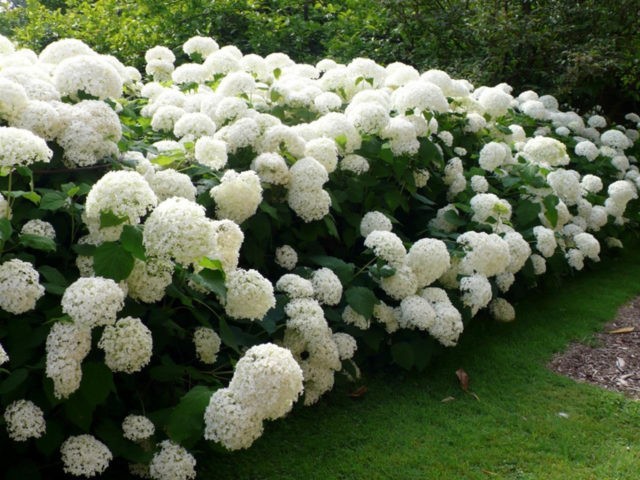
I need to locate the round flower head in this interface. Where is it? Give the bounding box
[4,399,46,442]
[471,175,489,193]
[601,129,632,151]
[460,274,492,316]
[364,230,406,268]
[478,142,510,172]
[184,36,219,59]
[228,343,304,420]
[98,317,153,373]
[60,434,113,477]
[39,38,95,64]
[533,226,557,258]
[522,136,570,167]
[399,295,437,331]
[174,112,216,139]
[224,269,275,320]
[340,154,370,174]
[204,388,264,450]
[251,152,290,185]
[193,327,221,364]
[122,415,155,442]
[406,238,450,288]
[20,219,56,239]
[489,298,516,322]
[477,87,513,118]
[143,197,217,267]
[332,332,357,360]
[342,305,370,330]
[54,55,122,100]
[0,78,28,122]
[149,440,196,480]
[126,257,174,304]
[148,168,197,202]
[276,274,314,299]
[0,258,45,314]
[84,170,157,241]
[275,245,298,270]
[392,80,449,114]
[0,342,8,365]
[360,211,393,238]
[45,322,91,399]
[457,231,511,277]
[0,126,52,168]
[311,268,343,306]
[195,136,227,170]
[575,140,599,161]
[380,265,418,300]
[61,277,125,329]
[305,137,339,173]
[210,170,263,224]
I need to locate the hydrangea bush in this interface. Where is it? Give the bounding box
[0,34,639,478]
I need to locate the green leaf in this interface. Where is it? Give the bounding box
[39,265,69,294]
[345,286,378,319]
[543,195,559,228]
[166,386,215,447]
[335,134,347,150]
[0,217,12,242]
[150,364,185,382]
[308,255,354,284]
[120,225,146,261]
[273,67,282,79]
[191,269,227,299]
[391,342,415,370]
[259,201,279,221]
[93,242,135,281]
[39,191,68,211]
[323,215,340,239]
[100,210,128,228]
[0,368,28,394]
[63,393,94,431]
[218,317,240,353]
[72,243,96,256]
[36,419,65,457]
[380,144,394,164]
[19,233,56,252]
[78,361,115,406]
[443,209,467,227]
[515,199,541,226]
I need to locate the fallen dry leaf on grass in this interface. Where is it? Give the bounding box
[348,386,368,398]
[456,368,470,391]
[607,326,635,334]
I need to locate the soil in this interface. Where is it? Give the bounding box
[548,297,640,400]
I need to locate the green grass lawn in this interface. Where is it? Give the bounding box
[201,245,640,480]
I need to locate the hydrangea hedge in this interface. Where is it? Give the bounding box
[0,34,639,478]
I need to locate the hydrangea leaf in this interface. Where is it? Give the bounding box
[166,386,216,448]
[345,286,378,319]
[93,242,135,281]
[120,225,146,261]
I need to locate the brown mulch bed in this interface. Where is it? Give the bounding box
[548,296,640,400]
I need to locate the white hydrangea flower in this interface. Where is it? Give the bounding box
[460,274,493,315]
[148,169,196,202]
[457,231,511,277]
[478,142,510,172]
[392,80,449,114]
[470,193,512,225]
[193,327,221,364]
[60,434,113,478]
[420,287,464,346]
[143,197,217,267]
[62,276,125,329]
[0,192,10,219]
[250,152,290,186]
[0,126,53,168]
[575,140,599,161]
[304,137,339,173]
[151,105,185,132]
[0,259,45,314]
[470,175,489,193]
[194,136,227,170]
[601,129,632,151]
[227,343,304,420]
[381,116,419,156]
[203,388,264,450]
[581,174,603,194]
[530,253,547,275]
[340,154,369,174]
[126,257,174,304]
[406,238,450,288]
[0,341,8,365]
[399,295,437,331]
[573,232,600,261]
[275,245,298,271]
[172,63,210,84]
[54,55,122,100]
[495,272,515,292]
[20,219,56,239]
[522,136,570,167]
[380,264,418,300]
[503,231,532,273]
[45,322,91,399]
[122,415,155,442]
[0,78,28,121]
[276,274,314,299]
[287,186,331,223]
[84,170,157,241]
[489,298,516,322]
[332,332,357,360]
[98,317,153,373]
[342,305,370,330]
[174,112,216,139]
[149,440,196,480]
[183,36,219,59]
[3,399,46,442]
[373,301,400,333]
[210,170,263,224]
[364,230,406,268]
[310,268,343,306]
[533,226,557,258]
[360,211,393,238]
[224,269,275,320]
[477,87,513,118]
[546,169,581,206]
[565,248,585,270]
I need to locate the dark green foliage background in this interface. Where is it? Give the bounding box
[1,0,638,118]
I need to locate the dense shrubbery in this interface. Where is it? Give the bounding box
[0,33,639,478]
[1,0,638,117]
